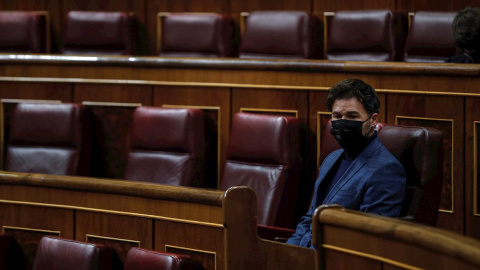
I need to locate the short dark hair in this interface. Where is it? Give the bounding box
[452,7,480,52]
[326,79,380,115]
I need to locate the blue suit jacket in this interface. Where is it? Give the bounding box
[286,136,406,248]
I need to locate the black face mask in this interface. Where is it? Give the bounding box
[330,117,371,154]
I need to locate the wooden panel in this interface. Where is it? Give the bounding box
[74,83,152,105]
[0,204,73,267]
[85,104,137,179]
[74,83,151,179]
[324,249,382,270]
[155,219,224,270]
[76,211,152,263]
[0,82,72,101]
[154,86,230,188]
[465,97,480,239]
[387,94,464,234]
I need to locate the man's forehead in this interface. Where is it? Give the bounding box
[331,98,366,112]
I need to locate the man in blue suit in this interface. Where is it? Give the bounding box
[286,79,406,248]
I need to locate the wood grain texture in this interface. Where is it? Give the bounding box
[0,56,478,237]
[465,97,480,239]
[313,207,480,270]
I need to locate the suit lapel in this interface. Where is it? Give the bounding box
[323,137,382,203]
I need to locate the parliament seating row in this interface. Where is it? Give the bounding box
[0,10,458,62]
[4,101,446,231]
[0,233,204,270]
[4,102,302,229]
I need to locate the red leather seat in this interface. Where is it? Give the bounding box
[326,10,408,61]
[220,112,301,228]
[125,107,206,187]
[62,11,138,55]
[319,120,443,226]
[0,233,26,270]
[404,11,458,63]
[159,13,236,57]
[32,236,113,270]
[240,11,320,59]
[0,11,48,53]
[124,248,204,270]
[5,103,91,176]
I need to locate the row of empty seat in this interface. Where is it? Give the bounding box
[0,10,459,62]
[4,103,302,228]
[4,102,444,231]
[0,233,204,270]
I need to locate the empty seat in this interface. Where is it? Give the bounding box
[319,120,443,226]
[5,103,91,176]
[325,10,408,61]
[0,11,48,53]
[239,11,320,59]
[220,112,301,228]
[124,247,204,270]
[159,13,236,57]
[32,236,113,270]
[125,107,206,187]
[404,11,458,62]
[62,11,137,55]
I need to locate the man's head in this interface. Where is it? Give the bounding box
[452,7,480,53]
[326,79,379,153]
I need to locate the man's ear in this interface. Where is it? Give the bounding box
[370,113,379,128]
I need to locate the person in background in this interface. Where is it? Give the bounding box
[286,79,406,248]
[446,7,480,63]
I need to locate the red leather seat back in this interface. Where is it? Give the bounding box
[378,125,443,226]
[124,248,204,270]
[404,11,457,63]
[125,107,206,187]
[32,236,113,270]
[160,13,236,57]
[62,11,137,55]
[221,112,301,228]
[319,120,443,226]
[0,233,26,270]
[0,11,47,53]
[5,103,91,176]
[240,11,320,59]
[326,10,408,61]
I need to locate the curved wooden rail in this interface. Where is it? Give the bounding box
[0,171,223,206]
[313,206,480,270]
